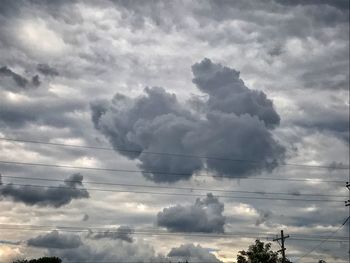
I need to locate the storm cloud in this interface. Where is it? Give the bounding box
[0,173,89,207]
[157,193,225,233]
[27,230,82,249]
[87,226,134,243]
[92,58,285,182]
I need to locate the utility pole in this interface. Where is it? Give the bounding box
[273,230,289,263]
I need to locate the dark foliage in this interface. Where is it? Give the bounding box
[13,257,62,263]
[237,240,291,263]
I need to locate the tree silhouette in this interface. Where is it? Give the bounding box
[13,257,62,263]
[237,239,291,263]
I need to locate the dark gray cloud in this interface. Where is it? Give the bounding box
[0,0,347,261]
[168,243,222,263]
[0,0,22,17]
[191,58,280,128]
[0,66,40,91]
[32,75,41,87]
[0,173,89,207]
[82,214,89,221]
[0,0,77,17]
[275,0,349,10]
[0,94,86,129]
[292,99,349,143]
[255,210,272,226]
[27,230,82,249]
[92,58,285,182]
[42,237,222,263]
[0,66,28,88]
[87,226,134,243]
[46,240,167,263]
[0,239,21,245]
[37,64,59,77]
[157,193,225,233]
[301,64,349,91]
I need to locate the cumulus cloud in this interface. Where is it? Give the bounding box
[0,0,347,261]
[40,236,222,263]
[92,58,285,182]
[87,226,134,243]
[0,66,40,91]
[47,239,167,263]
[27,230,82,249]
[0,173,89,207]
[157,193,225,233]
[168,243,222,263]
[191,58,281,127]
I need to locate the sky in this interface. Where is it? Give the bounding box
[0,0,349,262]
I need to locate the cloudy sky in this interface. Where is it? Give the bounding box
[0,0,349,262]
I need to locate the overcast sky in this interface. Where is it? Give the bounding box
[0,0,349,262]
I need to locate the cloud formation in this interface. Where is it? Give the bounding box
[274,0,350,10]
[92,58,285,182]
[0,173,89,207]
[0,0,348,261]
[168,243,222,263]
[157,193,225,233]
[191,58,280,128]
[47,240,166,263]
[0,66,40,91]
[37,235,222,263]
[0,240,21,245]
[37,63,59,77]
[27,230,82,249]
[87,226,134,243]
[255,210,272,226]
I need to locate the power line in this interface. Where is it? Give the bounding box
[289,237,349,243]
[0,160,345,183]
[1,137,349,170]
[1,175,347,198]
[0,224,348,242]
[0,182,345,203]
[2,223,347,240]
[294,216,350,262]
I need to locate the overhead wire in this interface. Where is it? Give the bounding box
[0,182,345,203]
[0,160,346,183]
[294,216,350,262]
[1,137,349,259]
[0,174,347,198]
[0,224,348,242]
[1,137,349,170]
